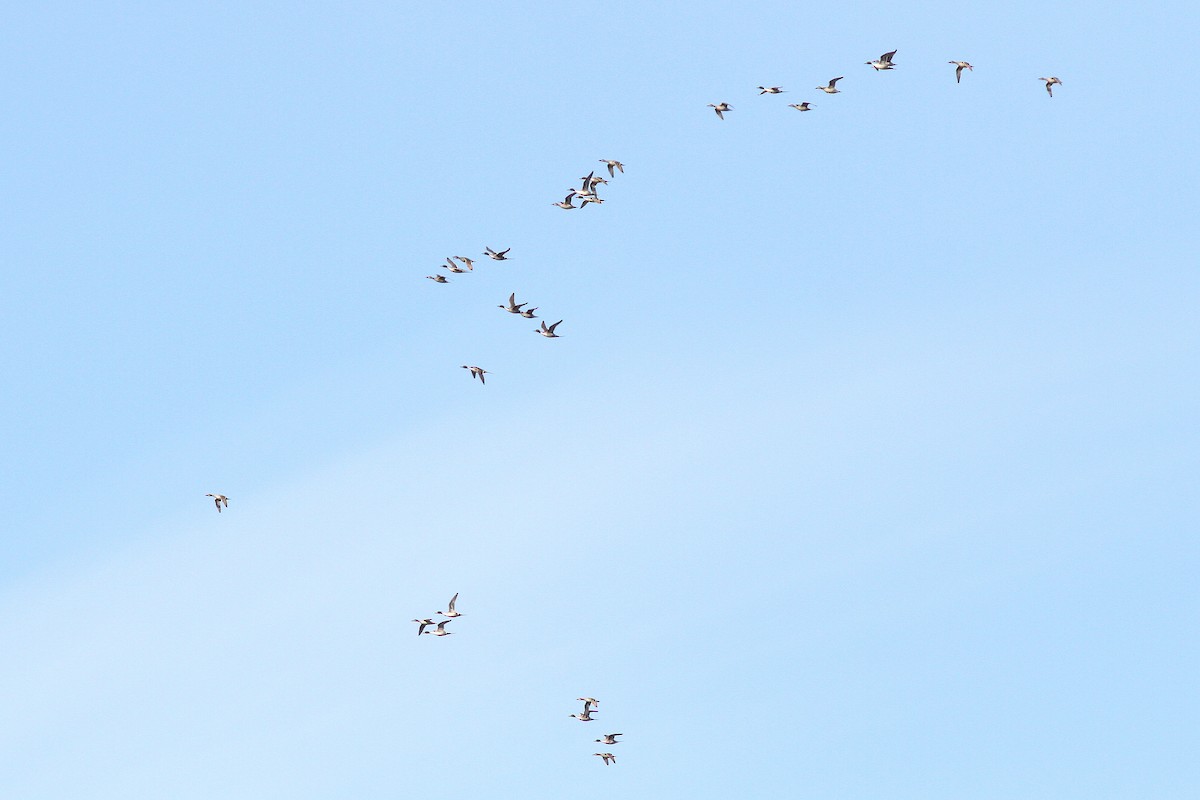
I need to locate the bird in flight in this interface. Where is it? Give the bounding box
[205,493,228,512]
[1039,76,1062,97]
[949,61,974,83]
[453,256,475,271]
[425,274,449,283]
[484,246,510,260]
[422,620,453,637]
[536,320,563,338]
[816,77,843,94]
[867,50,897,70]
[788,102,814,111]
[757,85,785,94]
[499,293,529,314]
[412,618,435,636]
[707,102,732,120]
[553,192,577,210]
[438,592,463,618]
[594,753,616,765]
[598,159,624,177]
[595,733,623,745]
[461,365,489,384]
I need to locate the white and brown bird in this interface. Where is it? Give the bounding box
[499,292,528,314]
[461,365,489,384]
[438,592,463,618]
[426,274,449,283]
[205,493,228,512]
[519,306,539,319]
[595,733,623,745]
[453,256,475,271]
[1040,76,1062,97]
[867,50,897,70]
[949,61,974,83]
[412,618,435,636]
[577,697,600,712]
[571,709,598,721]
[599,159,625,177]
[757,85,785,94]
[553,192,577,210]
[594,753,616,765]
[707,102,732,119]
[536,320,562,338]
[816,77,843,94]
[423,620,453,637]
[484,246,510,260]
[442,258,467,273]
[788,102,814,111]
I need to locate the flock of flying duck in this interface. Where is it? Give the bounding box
[412,592,463,638]
[445,159,628,385]
[569,697,624,766]
[707,51,1062,119]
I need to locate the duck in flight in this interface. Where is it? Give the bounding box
[599,159,624,177]
[461,365,489,384]
[499,293,528,314]
[594,733,623,745]
[484,246,510,260]
[426,274,449,283]
[867,50,897,70]
[442,258,467,273]
[412,618,435,636]
[594,753,616,765]
[553,192,577,210]
[949,61,974,83]
[788,102,814,111]
[707,102,732,120]
[536,320,563,338]
[453,256,475,271]
[206,493,228,512]
[438,592,463,618]
[422,620,453,637]
[1040,76,1062,97]
[757,85,785,94]
[816,77,843,94]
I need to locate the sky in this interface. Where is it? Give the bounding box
[1,1,1197,797]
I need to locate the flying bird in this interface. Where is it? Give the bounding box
[816,77,843,94]
[599,159,624,177]
[595,733,623,745]
[423,620,453,636]
[536,320,563,338]
[205,493,228,512]
[867,50,897,70]
[571,709,598,721]
[438,592,463,618]
[499,292,528,314]
[425,274,449,283]
[484,246,510,260]
[949,61,974,83]
[788,102,814,111]
[578,697,600,712]
[707,102,732,120]
[453,256,475,271]
[442,258,467,273]
[1039,76,1062,97]
[553,192,577,210]
[519,306,539,319]
[757,86,785,94]
[461,365,489,384]
[412,618,435,636]
[594,753,616,765]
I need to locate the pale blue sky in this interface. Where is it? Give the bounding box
[1,2,1197,798]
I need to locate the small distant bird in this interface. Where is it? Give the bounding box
[757,86,785,94]
[453,256,475,271]
[707,102,732,120]
[577,697,600,711]
[579,173,606,190]
[595,733,623,745]
[438,592,463,618]
[205,493,228,512]
[817,77,843,94]
[536,320,563,338]
[571,710,598,721]
[867,50,897,70]
[412,618,435,636]
[599,159,624,177]
[484,246,510,260]
[426,274,449,283]
[580,194,605,209]
[949,61,974,83]
[499,292,528,314]
[519,307,539,319]
[461,365,489,384]
[1039,76,1062,97]
[594,753,616,765]
[442,258,467,273]
[788,102,814,111]
[422,620,453,637]
[553,192,577,210]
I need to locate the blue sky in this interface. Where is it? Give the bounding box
[1,2,1197,797]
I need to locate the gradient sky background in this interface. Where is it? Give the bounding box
[2,2,1197,798]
